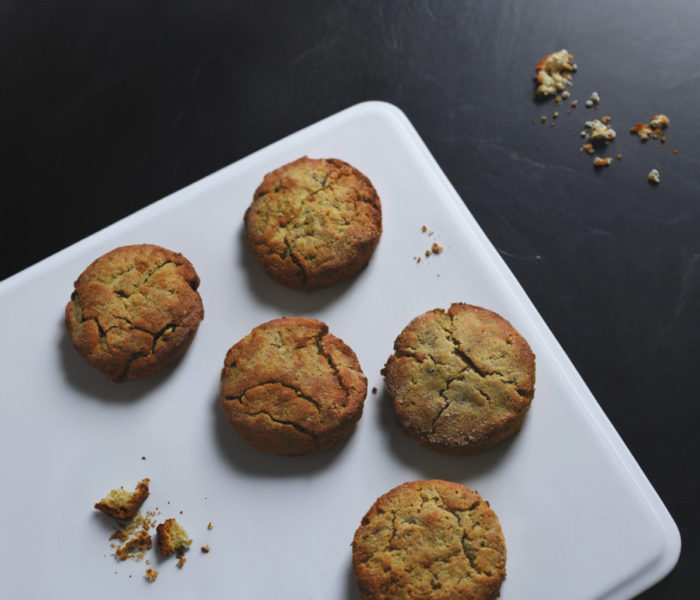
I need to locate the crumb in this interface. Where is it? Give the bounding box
[145,568,158,582]
[371,387,378,394]
[600,115,611,124]
[660,135,666,143]
[550,121,555,127]
[156,518,192,558]
[585,91,600,108]
[114,528,152,562]
[581,143,594,154]
[561,90,570,100]
[571,100,578,108]
[141,456,146,460]
[630,122,653,141]
[593,156,613,168]
[425,249,431,257]
[421,225,427,232]
[673,149,679,154]
[534,49,577,96]
[201,545,210,553]
[540,115,547,122]
[416,256,421,263]
[649,114,670,129]
[207,522,213,530]
[94,479,150,521]
[555,95,562,104]
[177,554,187,568]
[647,168,660,184]
[583,119,616,143]
[553,111,559,118]
[431,242,444,254]
[179,510,183,515]
[616,154,623,160]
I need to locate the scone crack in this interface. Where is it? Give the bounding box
[313,331,353,407]
[224,381,322,413]
[249,409,319,438]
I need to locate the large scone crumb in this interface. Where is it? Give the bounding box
[384,303,535,454]
[65,244,204,382]
[352,480,506,600]
[593,156,613,168]
[534,49,577,96]
[245,156,382,290]
[220,317,367,455]
[156,518,192,558]
[585,91,600,108]
[95,479,150,521]
[582,119,616,143]
[648,169,661,184]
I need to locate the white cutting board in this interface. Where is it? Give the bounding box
[0,101,679,599]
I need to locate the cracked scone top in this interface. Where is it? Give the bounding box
[65,244,204,382]
[352,480,506,600]
[245,156,382,290]
[220,317,367,455]
[384,303,535,454]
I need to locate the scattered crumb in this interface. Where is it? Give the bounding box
[425,249,431,257]
[145,568,158,582]
[111,512,154,562]
[583,119,616,143]
[550,121,556,127]
[141,456,146,460]
[431,242,444,255]
[660,135,666,143]
[647,168,660,184]
[600,115,611,124]
[207,522,213,530]
[630,122,653,141]
[201,545,211,553]
[553,111,559,118]
[371,387,378,394]
[571,100,578,108]
[593,156,613,168]
[555,95,562,104]
[421,225,427,232]
[562,90,571,100]
[177,555,187,568]
[585,91,600,108]
[616,154,623,160]
[180,510,183,515]
[649,114,670,129]
[534,49,577,96]
[581,143,594,154]
[673,149,679,155]
[541,115,547,122]
[94,479,150,521]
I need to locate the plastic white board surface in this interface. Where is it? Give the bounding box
[0,101,679,599]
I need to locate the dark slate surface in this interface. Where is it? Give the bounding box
[1,1,698,598]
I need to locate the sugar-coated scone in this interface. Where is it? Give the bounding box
[220,317,367,455]
[384,303,535,454]
[245,156,382,290]
[352,479,507,600]
[65,244,204,382]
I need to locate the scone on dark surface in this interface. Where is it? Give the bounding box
[94,478,150,521]
[384,303,535,455]
[352,480,506,600]
[220,317,367,455]
[65,244,204,382]
[245,156,382,291]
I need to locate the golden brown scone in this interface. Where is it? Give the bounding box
[384,303,535,454]
[156,518,192,557]
[352,480,506,600]
[220,317,367,455]
[245,156,382,290]
[94,478,150,521]
[65,244,204,382]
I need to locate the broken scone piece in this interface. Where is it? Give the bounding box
[583,119,616,143]
[94,478,150,521]
[648,169,661,184]
[157,518,192,566]
[534,49,577,96]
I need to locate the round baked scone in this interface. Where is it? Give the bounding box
[220,317,367,455]
[245,156,382,290]
[65,244,204,382]
[352,479,506,600]
[384,303,535,454]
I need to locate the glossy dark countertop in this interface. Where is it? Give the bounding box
[1,1,698,598]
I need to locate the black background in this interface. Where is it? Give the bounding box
[1,1,698,598]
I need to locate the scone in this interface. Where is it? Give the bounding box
[65,244,204,382]
[352,480,506,600]
[245,156,382,290]
[220,317,367,455]
[383,303,535,454]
